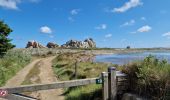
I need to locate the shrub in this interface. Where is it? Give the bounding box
[122,55,170,99]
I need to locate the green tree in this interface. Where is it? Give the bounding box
[0,20,15,56]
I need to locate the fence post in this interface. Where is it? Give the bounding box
[74,60,78,79]
[108,67,117,100]
[102,72,108,100]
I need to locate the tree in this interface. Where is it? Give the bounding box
[0,20,15,56]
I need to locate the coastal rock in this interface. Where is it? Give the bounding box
[26,40,46,48]
[84,38,96,48]
[47,42,59,48]
[61,38,96,48]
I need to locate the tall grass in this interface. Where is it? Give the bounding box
[0,50,31,86]
[122,55,170,99]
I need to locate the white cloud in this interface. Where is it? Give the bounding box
[105,34,112,38]
[68,17,74,22]
[113,0,143,13]
[0,0,40,10]
[141,17,146,20]
[162,32,170,38]
[40,26,52,34]
[70,9,80,15]
[121,19,135,27]
[0,0,21,10]
[95,24,107,30]
[68,9,80,22]
[137,25,152,32]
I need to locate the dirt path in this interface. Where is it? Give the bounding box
[4,59,42,87]
[29,56,64,100]
[1,56,64,100]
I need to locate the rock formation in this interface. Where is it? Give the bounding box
[46,42,59,48]
[61,38,96,48]
[84,38,96,48]
[26,40,46,48]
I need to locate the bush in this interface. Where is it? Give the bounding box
[0,50,31,86]
[122,55,170,99]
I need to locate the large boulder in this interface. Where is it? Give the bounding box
[26,40,46,48]
[84,38,96,48]
[47,42,59,48]
[61,38,96,48]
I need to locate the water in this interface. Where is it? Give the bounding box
[94,51,170,65]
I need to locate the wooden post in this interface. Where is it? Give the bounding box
[75,60,78,79]
[102,72,108,100]
[108,67,117,100]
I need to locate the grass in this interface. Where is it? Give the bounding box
[121,55,170,99]
[0,50,31,86]
[53,52,170,99]
[21,61,41,96]
[65,84,102,100]
[22,61,41,85]
[52,52,115,100]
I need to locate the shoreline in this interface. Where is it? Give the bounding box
[11,48,170,56]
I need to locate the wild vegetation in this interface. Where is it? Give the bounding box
[53,52,170,99]
[0,50,31,86]
[52,52,115,100]
[122,55,170,99]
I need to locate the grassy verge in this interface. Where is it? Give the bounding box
[0,50,31,86]
[52,52,115,100]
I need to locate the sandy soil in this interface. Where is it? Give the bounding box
[0,56,64,100]
[29,56,64,100]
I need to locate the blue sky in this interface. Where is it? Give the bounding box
[1,0,170,48]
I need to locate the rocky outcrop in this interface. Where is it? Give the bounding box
[26,40,46,48]
[84,38,96,48]
[61,38,96,48]
[46,42,59,48]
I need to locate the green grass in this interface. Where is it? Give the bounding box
[0,50,31,86]
[52,52,115,100]
[65,84,102,100]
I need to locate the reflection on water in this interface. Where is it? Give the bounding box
[94,51,170,65]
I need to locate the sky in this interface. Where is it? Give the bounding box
[1,0,170,48]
